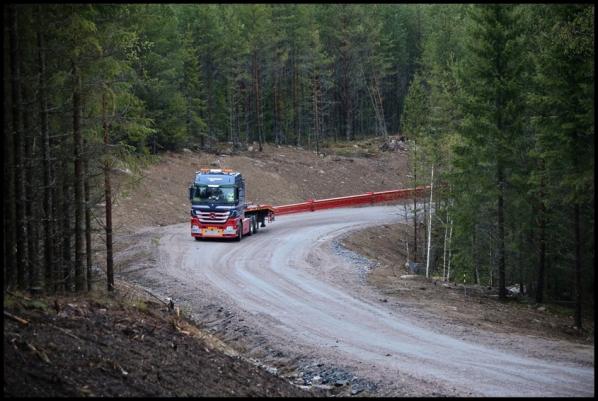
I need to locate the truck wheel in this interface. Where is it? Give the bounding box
[250,216,257,235]
[236,223,243,241]
[247,217,253,236]
[254,216,260,232]
[194,237,202,241]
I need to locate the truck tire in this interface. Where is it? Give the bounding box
[236,223,243,241]
[194,237,202,241]
[250,216,257,235]
[247,217,253,236]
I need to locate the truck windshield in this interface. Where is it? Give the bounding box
[192,185,236,204]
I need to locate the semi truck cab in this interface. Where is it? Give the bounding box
[188,168,274,241]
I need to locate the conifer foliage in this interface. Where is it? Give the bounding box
[2,4,594,328]
[402,4,593,327]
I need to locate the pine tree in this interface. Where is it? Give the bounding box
[453,4,526,298]
[529,5,593,327]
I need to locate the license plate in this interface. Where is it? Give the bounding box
[202,227,223,236]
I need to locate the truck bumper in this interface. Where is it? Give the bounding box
[191,223,238,238]
[190,216,251,239]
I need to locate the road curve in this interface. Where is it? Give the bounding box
[147,206,593,397]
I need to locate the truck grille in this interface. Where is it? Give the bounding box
[196,211,230,224]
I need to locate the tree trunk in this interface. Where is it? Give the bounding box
[497,162,507,299]
[447,218,453,282]
[273,70,280,144]
[367,73,387,138]
[84,143,92,291]
[4,4,15,289]
[518,225,525,295]
[573,204,582,329]
[23,73,38,290]
[412,141,418,262]
[345,91,352,141]
[61,157,72,292]
[73,62,85,292]
[252,52,263,152]
[473,225,480,285]
[38,22,54,293]
[103,92,114,292]
[9,4,28,290]
[443,209,448,280]
[535,180,546,304]
[425,165,434,277]
[293,52,300,146]
[312,73,321,154]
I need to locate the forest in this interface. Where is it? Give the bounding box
[3,4,594,328]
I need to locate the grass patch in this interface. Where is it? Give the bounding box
[322,137,385,158]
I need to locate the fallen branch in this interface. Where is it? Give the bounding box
[26,342,51,364]
[4,310,30,326]
[45,323,83,341]
[6,290,32,300]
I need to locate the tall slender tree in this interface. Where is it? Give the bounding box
[455,4,526,299]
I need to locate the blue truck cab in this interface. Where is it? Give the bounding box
[188,168,273,240]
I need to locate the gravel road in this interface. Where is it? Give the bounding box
[121,206,594,397]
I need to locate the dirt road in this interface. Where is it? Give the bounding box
[119,206,594,397]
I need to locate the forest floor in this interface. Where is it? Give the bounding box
[3,285,320,397]
[4,137,593,396]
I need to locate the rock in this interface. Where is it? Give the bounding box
[314,384,333,391]
[351,388,364,395]
[379,298,388,303]
[210,159,221,167]
[266,366,278,375]
[111,167,132,176]
[182,148,192,153]
[537,306,546,312]
[311,375,322,384]
[507,285,520,296]
[399,274,419,280]
[406,261,424,275]
[248,146,254,152]
[335,379,349,387]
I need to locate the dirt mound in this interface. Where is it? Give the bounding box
[3,290,321,397]
[112,141,409,233]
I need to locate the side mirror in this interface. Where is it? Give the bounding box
[188,186,194,201]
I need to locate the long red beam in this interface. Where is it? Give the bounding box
[272,186,429,216]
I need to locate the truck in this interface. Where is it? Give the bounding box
[188,168,275,241]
